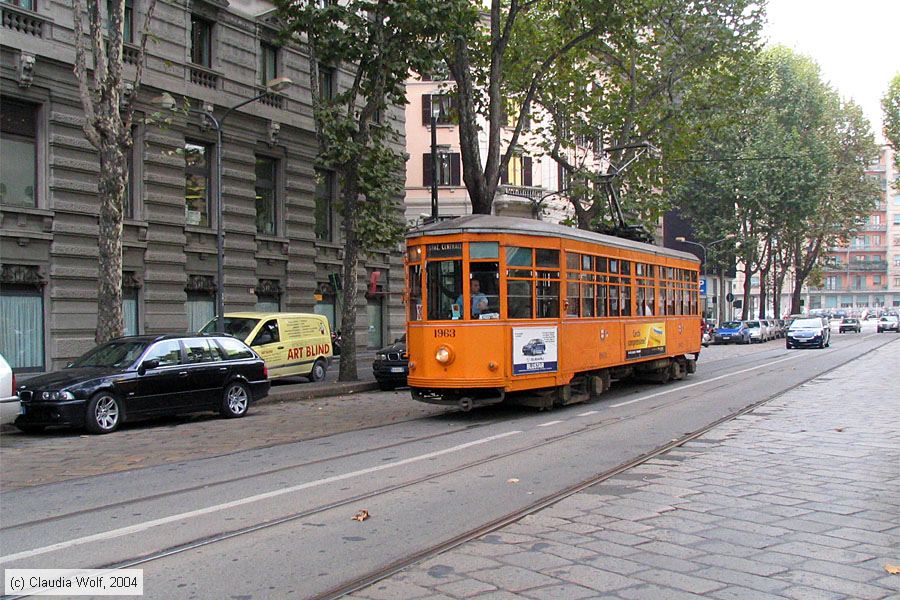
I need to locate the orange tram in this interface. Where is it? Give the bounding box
[404,215,702,410]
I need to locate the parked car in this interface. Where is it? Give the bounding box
[372,335,408,391]
[713,321,751,345]
[786,318,831,349]
[876,315,900,333]
[14,334,270,434]
[838,318,861,333]
[201,312,332,382]
[746,320,767,343]
[0,354,17,426]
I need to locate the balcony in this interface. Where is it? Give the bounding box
[824,261,888,272]
[860,223,887,232]
[189,65,219,89]
[497,185,546,201]
[1,3,46,37]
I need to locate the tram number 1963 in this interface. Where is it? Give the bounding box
[433,329,456,338]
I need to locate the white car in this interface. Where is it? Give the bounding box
[746,320,767,343]
[0,354,19,426]
[877,315,900,333]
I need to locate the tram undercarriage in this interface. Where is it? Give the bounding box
[412,354,697,412]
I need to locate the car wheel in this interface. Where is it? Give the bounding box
[85,392,121,434]
[786,343,792,349]
[221,381,250,418]
[377,381,396,391]
[308,358,327,382]
[15,423,45,434]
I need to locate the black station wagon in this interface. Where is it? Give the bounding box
[14,334,270,434]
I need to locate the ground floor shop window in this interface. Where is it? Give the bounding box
[186,292,214,332]
[124,288,139,336]
[0,288,44,371]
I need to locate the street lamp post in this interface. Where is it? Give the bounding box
[158,77,293,334]
[675,234,736,323]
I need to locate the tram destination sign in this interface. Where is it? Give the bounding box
[512,326,558,375]
[427,243,462,258]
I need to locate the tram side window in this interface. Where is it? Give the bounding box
[537,272,559,318]
[508,280,533,318]
[469,262,500,319]
[408,264,422,321]
[426,260,463,320]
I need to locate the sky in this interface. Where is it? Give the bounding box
[762,0,900,143]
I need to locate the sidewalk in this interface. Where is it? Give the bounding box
[352,342,900,600]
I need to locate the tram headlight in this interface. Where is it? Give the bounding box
[435,345,455,365]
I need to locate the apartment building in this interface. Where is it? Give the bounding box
[0,0,405,373]
[807,144,898,314]
[404,72,575,225]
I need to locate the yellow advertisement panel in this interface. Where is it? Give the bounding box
[625,322,666,360]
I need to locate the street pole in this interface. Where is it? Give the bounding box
[430,113,438,221]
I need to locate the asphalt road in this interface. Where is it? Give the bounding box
[0,323,895,599]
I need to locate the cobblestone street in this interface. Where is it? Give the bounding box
[353,341,900,600]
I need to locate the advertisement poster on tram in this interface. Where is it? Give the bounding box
[512,327,558,375]
[625,322,666,360]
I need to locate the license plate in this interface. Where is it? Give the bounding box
[390,367,405,373]
[722,335,731,338]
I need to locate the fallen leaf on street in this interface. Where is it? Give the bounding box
[352,509,370,522]
[507,478,519,483]
[885,564,900,575]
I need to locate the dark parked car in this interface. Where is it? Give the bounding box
[14,334,270,434]
[373,335,408,391]
[838,318,861,333]
[786,318,831,349]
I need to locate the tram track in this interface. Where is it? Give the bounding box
[0,331,820,533]
[0,334,875,533]
[3,333,889,598]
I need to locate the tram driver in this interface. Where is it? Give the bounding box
[457,278,489,317]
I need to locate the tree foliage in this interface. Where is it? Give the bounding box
[71,0,159,343]
[671,47,878,318]
[883,73,900,174]
[274,0,452,380]
[533,0,765,232]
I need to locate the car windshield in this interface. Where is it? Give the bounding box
[720,321,741,329]
[70,340,150,368]
[747,321,759,328]
[790,319,822,329]
[200,317,260,339]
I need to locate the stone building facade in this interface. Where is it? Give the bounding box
[0,0,405,372]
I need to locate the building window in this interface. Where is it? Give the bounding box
[501,154,532,187]
[186,291,214,332]
[259,43,278,86]
[184,141,211,227]
[190,15,213,68]
[319,67,333,102]
[421,94,454,126]
[0,97,38,208]
[423,152,460,187]
[0,287,44,372]
[1,0,35,9]
[106,0,133,43]
[255,156,277,235]
[315,169,335,241]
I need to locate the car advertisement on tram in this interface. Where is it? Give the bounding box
[625,322,667,359]
[512,327,558,375]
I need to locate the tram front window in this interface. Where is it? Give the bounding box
[426,260,463,320]
[469,263,499,319]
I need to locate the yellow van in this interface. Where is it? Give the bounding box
[200,313,333,381]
